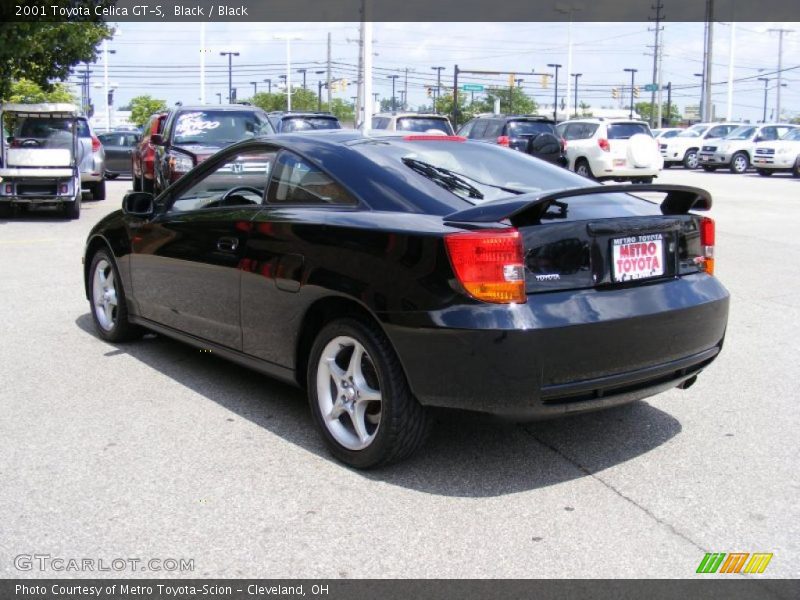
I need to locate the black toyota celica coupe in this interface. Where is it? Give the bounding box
[83,131,729,468]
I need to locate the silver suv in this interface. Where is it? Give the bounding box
[697,123,799,174]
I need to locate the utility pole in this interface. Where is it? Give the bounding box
[657,31,665,126]
[726,22,735,121]
[624,68,637,119]
[399,90,406,109]
[250,81,258,95]
[297,68,307,90]
[432,66,445,110]
[702,0,714,122]
[387,74,399,111]
[264,79,272,94]
[326,32,332,107]
[355,18,364,128]
[547,64,561,122]
[665,82,672,126]
[758,77,769,123]
[572,73,582,117]
[648,1,664,128]
[404,68,409,111]
[220,51,239,105]
[768,28,793,121]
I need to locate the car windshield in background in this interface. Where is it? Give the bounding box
[781,128,800,141]
[607,123,651,139]
[396,118,451,134]
[677,126,706,138]
[281,117,341,132]
[172,111,271,145]
[724,126,756,140]
[16,118,89,140]
[507,120,554,136]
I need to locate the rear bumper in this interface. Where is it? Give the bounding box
[382,273,729,419]
[591,157,662,178]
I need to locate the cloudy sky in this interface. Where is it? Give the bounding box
[77,21,800,123]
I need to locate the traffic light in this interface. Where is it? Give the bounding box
[541,74,549,89]
[633,86,640,98]
[426,87,432,98]
[611,88,619,99]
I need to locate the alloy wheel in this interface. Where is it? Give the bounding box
[733,154,748,173]
[92,259,118,331]
[316,336,382,451]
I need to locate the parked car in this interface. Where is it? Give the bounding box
[457,114,565,166]
[83,132,729,468]
[267,111,342,133]
[132,113,167,193]
[99,131,140,179]
[697,123,799,174]
[151,105,273,195]
[659,123,738,169]
[555,118,662,182]
[752,127,800,177]
[370,112,455,135]
[7,108,106,200]
[652,128,683,140]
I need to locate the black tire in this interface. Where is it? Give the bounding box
[307,317,430,469]
[90,179,106,201]
[757,169,773,177]
[793,158,800,178]
[662,162,672,169]
[730,152,749,174]
[574,158,594,179]
[64,194,81,220]
[682,150,699,169]
[88,248,144,343]
[132,174,142,191]
[701,165,717,172]
[104,172,119,180]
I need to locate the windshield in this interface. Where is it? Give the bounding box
[780,128,800,141]
[281,117,341,132]
[724,126,756,141]
[607,123,651,139]
[396,117,452,134]
[172,110,272,145]
[507,120,554,136]
[677,125,707,138]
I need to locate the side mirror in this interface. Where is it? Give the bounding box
[754,136,764,143]
[122,191,155,217]
[150,133,164,146]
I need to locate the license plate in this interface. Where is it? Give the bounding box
[700,155,710,161]
[754,158,766,163]
[613,158,626,167]
[612,234,665,282]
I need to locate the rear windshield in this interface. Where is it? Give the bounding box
[16,118,90,138]
[724,126,756,140]
[781,129,800,141]
[171,110,272,145]
[281,117,341,132]
[507,120,555,136]
[396,117,452,134]
[607,123,651,139]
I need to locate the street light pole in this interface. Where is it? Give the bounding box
[431,66,445,109]
[547,63,561,122]
[572,73,582,117]
[297,68,307,90]
[274,35,302,111]
[315,70,326,111]
[220,51,239,105]
[758,77,769,123]
[250,81,258,95]
[264,79,272,94]
[624,68,637,119]
[216,92,222,104]
[694,73,704,121]
[387,74,399,111]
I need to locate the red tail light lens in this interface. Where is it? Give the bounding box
[10,139,21,148]
[700,216,715,275]
[402,135,466,142]
[445,229,526,304]
[91,135,102,152]
[598,138,610,152]
[496,135,510,147]
[561,138,567,152]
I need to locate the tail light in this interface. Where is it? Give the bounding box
[700,217,715,275]
[59,183,69,195]
[598,138,610,152]
[496,135,510,147]
[445,229,526,304]
[9,139,21,148]
[91,135,102,152]
[4,183,12,194]
[561,138,567,152]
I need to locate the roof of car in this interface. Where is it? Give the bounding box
[373,112,451,120]
[472,114,554,121]
[172,104,266,112]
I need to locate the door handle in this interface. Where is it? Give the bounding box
[216,237,239,252]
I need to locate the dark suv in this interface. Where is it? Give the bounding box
[457,115,566,166]
[152,105,273,194]
[267,112,342,133]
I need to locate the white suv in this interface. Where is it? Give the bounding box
[659,122,738,169]
[698,123,798,174]
[555,118,662,182]
[752,127,800,177]
[370,113,454,135]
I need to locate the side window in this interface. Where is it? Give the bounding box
[267,151,356,206]
[458,120,475,137]
[371,117,387,129]
[485,120,504,138]
[470,120,489,138]
[759,127,777,141]
[555,123,567,138]
[98,133,120,146]
[169,148,277,212]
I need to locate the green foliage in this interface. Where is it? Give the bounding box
[474,87,538,117]
[327,98,354,124]
[129,95,167,128]
[635,101,682,126]
[0,3,112,100]
[247,88,321,112]
[6,78,76,104]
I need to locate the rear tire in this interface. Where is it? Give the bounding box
[730,152,749,174]
[701,165,717,172]
[88,248,144,343]
[90,180,106,201]
[574,158,594,179]
[757,169,773,177]
[104,172,119,180]
[683,150,699,169]
[65,195,81,220]
[792,158,800,178]
[307,318,430,469]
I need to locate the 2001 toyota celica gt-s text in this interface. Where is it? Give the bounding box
[83,132,729,468]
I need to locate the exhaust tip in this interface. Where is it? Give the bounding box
[677,375,698,390]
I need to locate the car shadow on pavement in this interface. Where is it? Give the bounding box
[76,313,682,498]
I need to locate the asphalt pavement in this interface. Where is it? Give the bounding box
[0,169,798,579]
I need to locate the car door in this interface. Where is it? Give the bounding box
[240,149,360,367]
[129,145,277,349]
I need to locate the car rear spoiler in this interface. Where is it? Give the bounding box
[443,184,712,226]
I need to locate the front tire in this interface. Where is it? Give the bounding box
[90,180,106,201]
[757,169,773,177]
[730,152,749,174]
[792,157,800,178]
[307,318,430,469]
[683,150,699,169]
[65,194,81,220]
[88,249,144,343]
[701,165,717,172]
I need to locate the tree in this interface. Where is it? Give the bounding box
[326,98,354,125]
[6,78,75,104]
[473,87,538,117]
[0,2,112,100]
[634,101,682,126]
[247,88,319,112]
[129,95,167,128]
[578,101,593,117]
